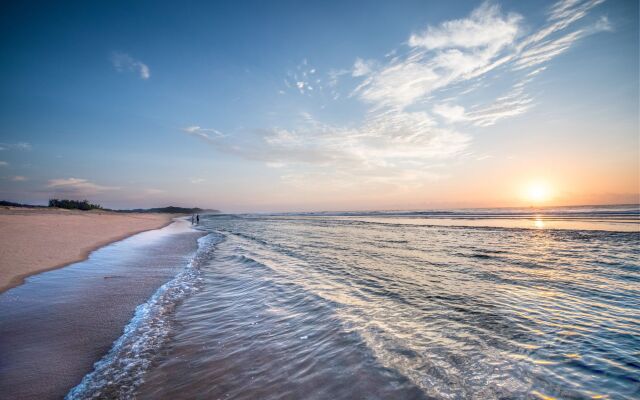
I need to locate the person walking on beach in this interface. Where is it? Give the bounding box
[196,214,200,224]
[191,214,195,225]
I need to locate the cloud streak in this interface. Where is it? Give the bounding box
[183,126,226,140]
[0,142,32,151]
[188,0,609,188]
[47,178,119,196]
[408,3,521,50]
[353,0,607,118]
[111,52,150,79]
[187,110,469,184]
[354,3,523,110]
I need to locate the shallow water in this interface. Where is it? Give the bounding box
[0,220,203,399]
[124,207,640,399]
[15,206,632,399]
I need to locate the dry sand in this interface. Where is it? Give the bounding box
[0,207,175,292]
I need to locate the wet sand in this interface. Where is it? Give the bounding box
[0,207,175,292]
[0,219,204,399]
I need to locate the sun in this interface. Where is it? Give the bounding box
[524,181,552,204]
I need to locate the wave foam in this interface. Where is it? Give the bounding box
[66,233,222,400]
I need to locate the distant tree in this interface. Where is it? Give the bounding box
[0,200,43,208]
[48,199,102,211]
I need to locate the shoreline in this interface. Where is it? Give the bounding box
[0,207,179,293]
[0,218,205,399]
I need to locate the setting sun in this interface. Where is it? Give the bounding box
[524,181,552,204]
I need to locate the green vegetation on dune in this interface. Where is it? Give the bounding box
[49,199,103,211]
[0,200,45,208]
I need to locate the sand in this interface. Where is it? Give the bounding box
[0,207,175,292]
[0,218,204,399]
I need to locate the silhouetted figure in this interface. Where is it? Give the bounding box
[196,214,200,224]
[191,214,195,225]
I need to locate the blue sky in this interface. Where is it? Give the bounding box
[0,0,638,212]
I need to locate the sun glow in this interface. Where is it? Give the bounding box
[523,181,553,204]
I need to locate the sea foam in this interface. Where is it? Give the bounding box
[66,233,222,400]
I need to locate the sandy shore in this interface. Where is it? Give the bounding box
[0,218,204,399]
[0,207,175,292]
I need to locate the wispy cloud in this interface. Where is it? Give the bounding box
[189,177,205,184]
[352,58,375,77]
[351,0,608,121]
[0,142,32,151]
[187,111,469,184]
[0,161,8,167]
[284,59,323,95]
[408,3,521,50]
[594,15,612,32]
[47,178,119,196]
[143,188,165,195]
[182,126,226,140]
[433,103,467,123]
[10,175,27,182]
[465,83,534,127]
[354,3,522,110]
[188,0,609,188]
[110,52,150,79]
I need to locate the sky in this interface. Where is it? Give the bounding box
[0,0,638,212]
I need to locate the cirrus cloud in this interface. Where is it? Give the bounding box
[408,2,522,50]
[47,178,119,196]
[110,52,150,79]
[189,0,610,189]
[0,142,32,151]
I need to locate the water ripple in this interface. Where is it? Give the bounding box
[133,214,639,399]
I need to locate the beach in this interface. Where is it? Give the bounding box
[0,0,637,397]
[0,207,175,292]
[0,207,638,399]
[0,218,204,399]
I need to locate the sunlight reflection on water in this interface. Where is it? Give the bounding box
[332,216,639,232]
[131,212,640,399]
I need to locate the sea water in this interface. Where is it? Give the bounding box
[70,205,640,399]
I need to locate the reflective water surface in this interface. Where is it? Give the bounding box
[0,220,202,399]
[127,208,640,399]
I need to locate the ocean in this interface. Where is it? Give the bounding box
[6,205,640,399]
